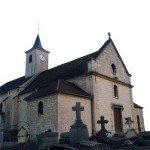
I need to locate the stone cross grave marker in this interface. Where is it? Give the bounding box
[72,102,84,121]
[70,102,89,144]
[96,116,109,142]
[125,117,133,129]
[97,116,108,131]
[125,117,137,138]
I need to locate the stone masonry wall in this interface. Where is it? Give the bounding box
[133,107,145,133]
[0,88,20,129]
[27,94,57,140]
[88,41,134,134]
[57,93,92,136]
[68,75,93,96]
[88,42,131,84]
[92,76,133,133]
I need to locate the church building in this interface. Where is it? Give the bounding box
[0,34,145,140]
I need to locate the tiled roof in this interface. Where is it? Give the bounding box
[0,76,30,94]
[134,103,143,109]
[25,80,92,100]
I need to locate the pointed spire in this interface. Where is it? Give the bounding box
[32,34,43,49]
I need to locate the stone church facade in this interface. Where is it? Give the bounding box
[0,34,145,140]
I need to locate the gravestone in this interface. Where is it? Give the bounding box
[0,130,3,149]
[96,116,109,142]
[132,131,150,147]
[59,132,70,144]
[125,117,137,139]
[70,102,89,145]
[0,114,3,148]
[37,129,58,150]
[17,126,29,143]
[77,141,108,150]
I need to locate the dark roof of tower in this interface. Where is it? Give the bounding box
[32,34,43,49]
[25,34,49,53]
[25,80,92,101]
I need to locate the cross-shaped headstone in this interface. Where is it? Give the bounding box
[72,102,84,121]
[97,116,108,131]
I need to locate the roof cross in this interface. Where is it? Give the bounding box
[72,102,84,121]
[108,32,111,39]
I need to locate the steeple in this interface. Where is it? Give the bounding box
[25,34,49,78]
[32,34,43,49]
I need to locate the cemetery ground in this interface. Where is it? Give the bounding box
[0,102,150,150]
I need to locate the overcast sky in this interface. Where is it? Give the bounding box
[0,0,150,130]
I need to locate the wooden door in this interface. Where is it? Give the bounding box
[113,107,122,133]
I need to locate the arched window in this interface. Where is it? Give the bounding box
[29,55,32,63]
[38,101,43,114]
[114,85,118,98]
[111,64,116,75]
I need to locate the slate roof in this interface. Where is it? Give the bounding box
[25,34,49,53]
[20,38,131,95]
[0,38,131,97]
[134,103,143,109]
[0,76,30,94]
[32,34,43,49]
[19,40,108,95]
[25,80,92,101]
[20,53,93,95]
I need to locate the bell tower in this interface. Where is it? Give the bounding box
[25,34,49,78]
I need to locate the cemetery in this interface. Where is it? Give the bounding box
[0,102,150,150]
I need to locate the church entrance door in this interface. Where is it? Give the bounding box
[113,107,122,133]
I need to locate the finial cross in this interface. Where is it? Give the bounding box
[108,32,111,39]
[72,102,84,120]
[97,116,108,130]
